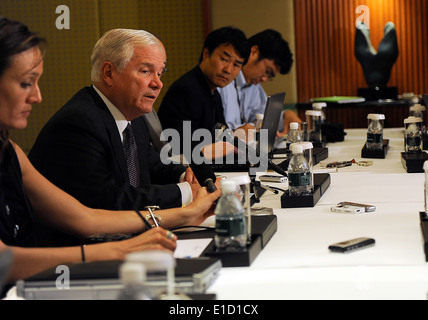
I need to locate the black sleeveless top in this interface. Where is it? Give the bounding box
[0,143,36,247]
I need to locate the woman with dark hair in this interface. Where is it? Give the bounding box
[0,17,219,283]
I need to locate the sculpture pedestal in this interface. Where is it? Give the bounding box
[357,86,398,100]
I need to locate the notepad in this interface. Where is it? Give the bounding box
[175,238,213,258]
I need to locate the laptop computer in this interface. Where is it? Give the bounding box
[261,92,287,155]
[211,92,286,172]
[16,257,221,300]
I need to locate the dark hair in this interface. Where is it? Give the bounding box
[0,17,46,78]
[199,26,249,64]
[248,29,293,74]
[0,17,45,160]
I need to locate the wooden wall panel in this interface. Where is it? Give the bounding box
[294,0,428,102]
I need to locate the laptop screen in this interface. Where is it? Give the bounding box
[259,92,286,155]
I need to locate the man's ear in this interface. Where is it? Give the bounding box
[202,47,211,61]
[251,45,260,59]
[100,61,114,87]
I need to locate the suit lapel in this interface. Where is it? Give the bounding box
[86,87,129,183]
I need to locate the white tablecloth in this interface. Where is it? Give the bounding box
[208,128,428,300]
[6,128,427,300]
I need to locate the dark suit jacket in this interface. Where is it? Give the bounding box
[158,66,226,152]
[29,86,185,213]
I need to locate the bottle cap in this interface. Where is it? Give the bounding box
[290,141,313,150]
[290,122,298,130]
[305,110,323,116]
[291,144,304,154]
[367,113,385,120]
[404,116,423,124]
[312,102,327,109]
[289,142,313,151]
[410,104,426,112]
[119,262,147,284]
[226,174,251,186]
[126,250,175,271]
[256,113,264,120]
[220,179,236,193]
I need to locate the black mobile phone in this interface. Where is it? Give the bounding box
[328,237,375,253]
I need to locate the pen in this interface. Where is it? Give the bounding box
[313,168,338,174]
[147,207,160,227]
[265,185,287,193]
[259,184,279,194]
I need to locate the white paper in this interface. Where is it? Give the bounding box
[174,238,212,259]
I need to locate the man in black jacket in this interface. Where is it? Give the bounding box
[29,29,200,245]
[158,26,250,160]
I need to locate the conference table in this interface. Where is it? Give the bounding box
[207,128,428,300]
[4,128,428,301]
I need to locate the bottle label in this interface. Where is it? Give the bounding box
[288,172,311,187]
[215,215,245,237]
[367,133,383,144]
[406,136,421,147]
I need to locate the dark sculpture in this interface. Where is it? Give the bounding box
[355,21,399,88]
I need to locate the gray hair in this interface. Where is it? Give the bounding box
[90,28,162,82]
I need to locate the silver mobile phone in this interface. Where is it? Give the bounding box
[331,205,365,214]
[259,175,287,183]
[329,237,375,253]
[336,202,376,212]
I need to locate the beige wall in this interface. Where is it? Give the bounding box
[211,0,298,105]
[0,0,204,152]
[1,0,298,152]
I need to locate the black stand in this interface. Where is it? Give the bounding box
[313,147,329,164]
[420,212,428,261]
[357,86,398,100]
[280,173,331,208]
[177,215,277,267]
[423,134,428,151]
[361,139,389,159]
[401,152,428,173]
[270,147,328,167]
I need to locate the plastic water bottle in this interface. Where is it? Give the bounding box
[409,104,426,134]
[312,102,327,124]
[286,122,302,149]
[366,114,385,150]
[117,262,152,300]
[126,250,177,299]
[404,116,422,153]
[287,144,312,196]
[215,179,247,249]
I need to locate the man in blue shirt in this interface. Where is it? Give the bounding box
[218,29,300,135]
